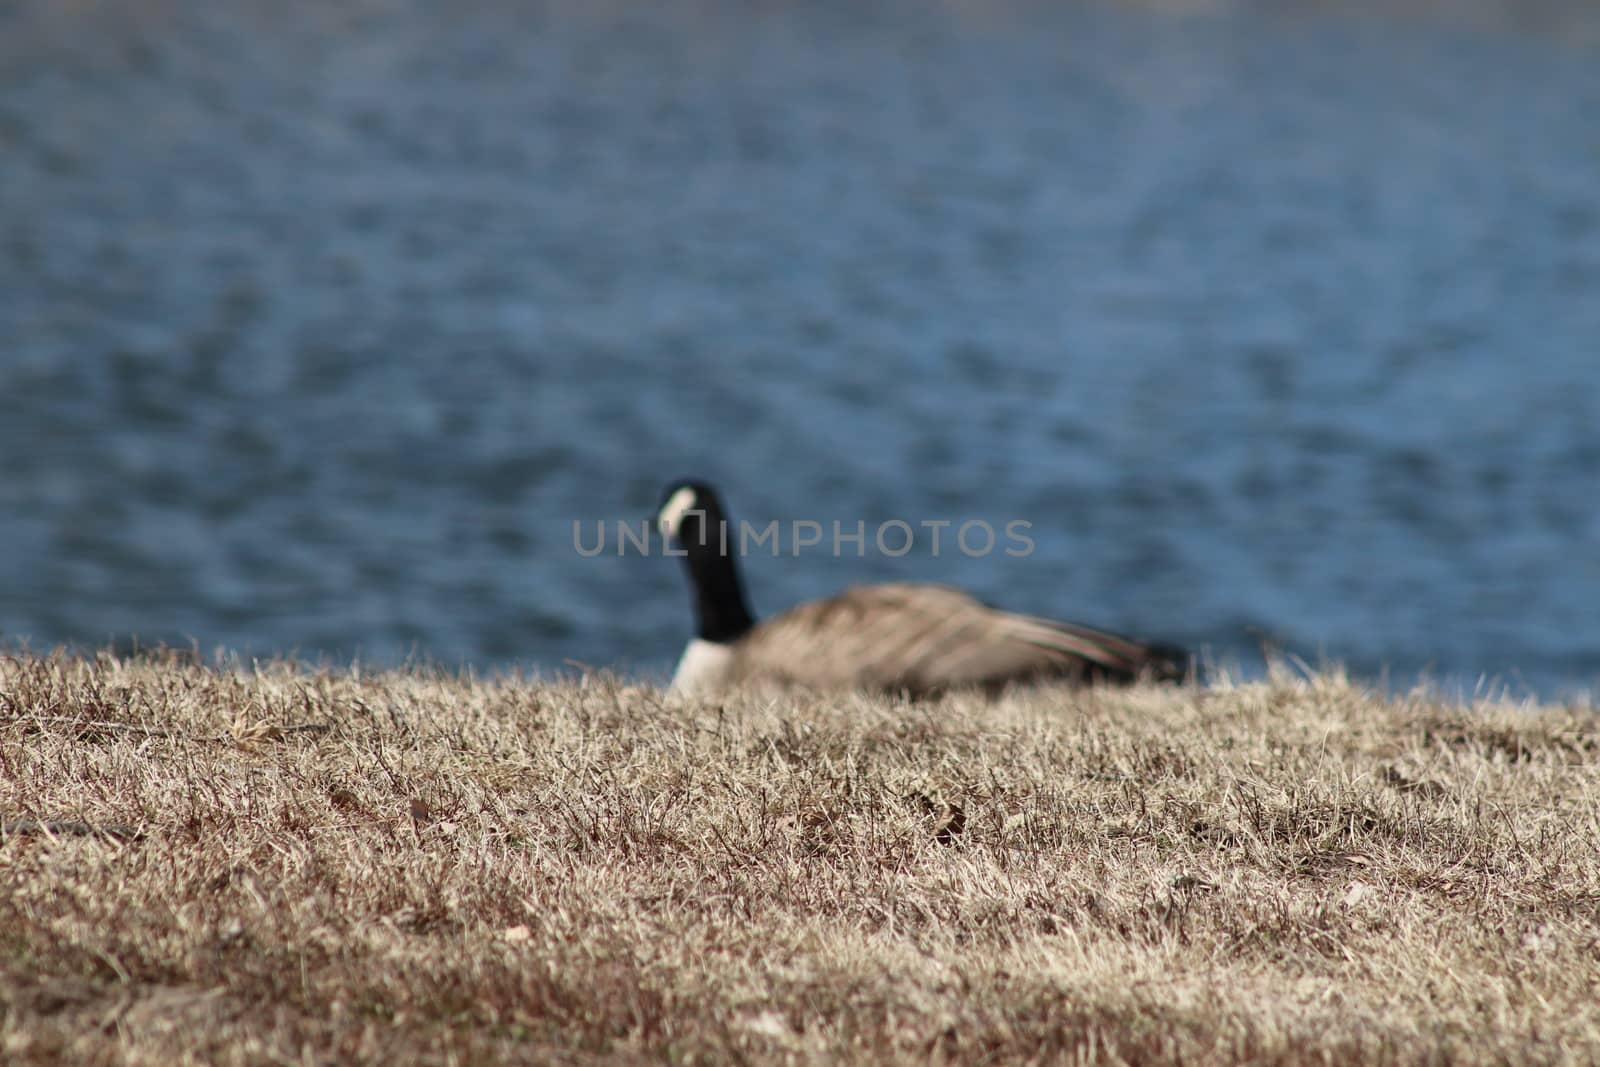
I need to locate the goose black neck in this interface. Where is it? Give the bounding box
[677,519,756,643]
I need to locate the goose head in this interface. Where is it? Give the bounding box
[655,479,728,550]
[656,479,754,644]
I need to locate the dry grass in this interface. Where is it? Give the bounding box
[1,649,1598,1065]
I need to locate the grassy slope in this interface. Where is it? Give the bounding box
[1,650,1597,1065]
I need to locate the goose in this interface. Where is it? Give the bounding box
[655,479,1189,697]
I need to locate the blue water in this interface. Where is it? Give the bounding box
[3,1,1599,696]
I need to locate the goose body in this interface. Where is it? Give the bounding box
[657,480,1188,697]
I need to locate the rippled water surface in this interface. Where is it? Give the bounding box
[3,1,1599,694]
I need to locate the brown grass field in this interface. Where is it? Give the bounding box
[2,649,1598,1065]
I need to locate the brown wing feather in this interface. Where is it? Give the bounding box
[729,582,1181,695]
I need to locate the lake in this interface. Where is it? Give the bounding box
[3,0,1598,696]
